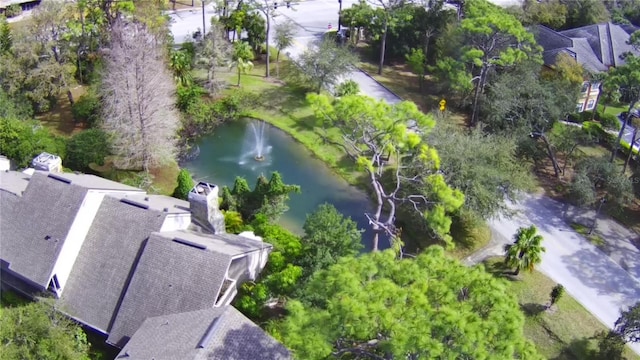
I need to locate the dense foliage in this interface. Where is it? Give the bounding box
[269,247,541,359]
[65,129,110,172]
[0,118,67,168]
[0,301,91,360]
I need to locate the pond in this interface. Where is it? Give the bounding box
[183,119,386,251]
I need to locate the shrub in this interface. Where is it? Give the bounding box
[4,4,22,18]
[176,84,206,112]
[335,80,360,97]
[224,210,245,233]
[0,118,66,168]
[172,168,194,200]
[566,113,583,123]
[599,113,621,131]
[449,210,491,250]
[71,93,101,126]
[580,110,594,122]
[620,140,639,156]
[550,284,564,306]
[65,129,110,172]
[582,121,615,145]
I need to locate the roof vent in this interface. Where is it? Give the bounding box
[44,235,51,241]
[47,173,72,184]
[172,237,206,250]
[197,313,225,349]
[144,197,149,201]
[120,198,149,210]
[163,207,169,212]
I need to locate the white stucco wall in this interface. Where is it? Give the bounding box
[50,191,105,294]
[159,214,192,232]
[232,248,271,281]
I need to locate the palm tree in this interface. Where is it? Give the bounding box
[169,50,193,86]
[231,41,254,87]
[504,225,546,276]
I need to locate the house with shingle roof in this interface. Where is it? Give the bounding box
[0,169,289,359]
[535,23,640,113]
[116,307,291,360]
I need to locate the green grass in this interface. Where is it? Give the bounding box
[484,258,640,360]
[356,58,468,128]
[570,222,605,247]
[602,103,628,117]
[211,64,365,186]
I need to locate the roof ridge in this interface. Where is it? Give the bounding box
[540,24,574,43]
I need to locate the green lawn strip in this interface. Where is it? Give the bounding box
[602,103,628,117]
[484,258,639,360]
[569,222,606,248]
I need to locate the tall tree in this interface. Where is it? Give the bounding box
[569,156,633,233]
[197,21,232,93]
[0,15,11,54]
[561,0,610,29]
[606,55,640,163]
[269,247,542,359]
[438,0,539,126]
[615,301,640,343]
[0,301,91,360]
[31,0,79,107]
[101,19,179,173]
[274,20,295,78]
[518,0,568,29]
[368,0,405,75]
[308,94,464,251]
[486,61,579,178]
[504,225,546,276]
[295,39,357,93]
[428,124,534,219]
[221,172,301,222]
[299,203,363,277]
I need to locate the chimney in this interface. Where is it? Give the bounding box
[188,182,226,234]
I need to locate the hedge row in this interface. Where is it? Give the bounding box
[566,106,621,131]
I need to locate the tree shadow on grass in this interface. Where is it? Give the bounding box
[551,337,593,360]
[520,303,548,317]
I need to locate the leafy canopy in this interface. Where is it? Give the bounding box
[269,247,541,359]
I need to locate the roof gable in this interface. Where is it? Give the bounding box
[0,172,89,287]
[117,307,291,360]
[57,195,168,333]
[107,233,233,347]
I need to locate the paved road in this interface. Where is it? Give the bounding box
[465,193,640,355]
[168,5,218,45]
[618,115,640,152]
[275,0,401,103]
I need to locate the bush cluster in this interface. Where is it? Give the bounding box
[4,4,22,18]
[566,107,621,131]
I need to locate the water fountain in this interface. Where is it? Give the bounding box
[239,120,272,167]
[182,118,380,250]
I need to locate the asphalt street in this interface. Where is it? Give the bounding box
[488,195,640,355]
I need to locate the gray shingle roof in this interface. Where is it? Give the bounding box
[0,172,89,288]
[57,196,168,333]
[107,232,233,347]
[0,170,31,196]
[35,171,145,192]
[157,230,272,258]
[537,23,640,73]
[119,194,191,214]
[116,307,291,360]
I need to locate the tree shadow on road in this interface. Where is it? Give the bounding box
[562,247,640,309]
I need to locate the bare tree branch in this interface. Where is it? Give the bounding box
[101,19,179,173]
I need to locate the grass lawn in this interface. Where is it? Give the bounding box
[36,86,88,137]
[212,63,365,185]
[355,54,468,128]
[484,258,640,360]
[602,103,628,117]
